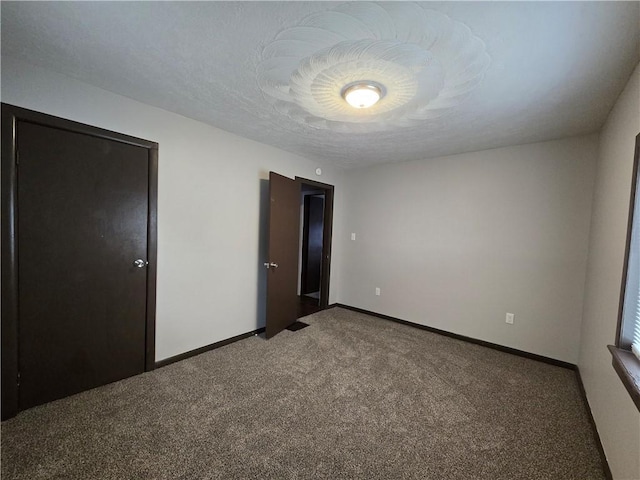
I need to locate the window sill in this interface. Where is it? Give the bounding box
[608,345,640,412]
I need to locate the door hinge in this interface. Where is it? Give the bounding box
[17,372,21,386]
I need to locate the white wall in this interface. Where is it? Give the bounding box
[1,56,345,362]
[579,63,640,480]
[339,135,598,364]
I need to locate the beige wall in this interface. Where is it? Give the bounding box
[579,63,640,479]
[1,56,346,362]
[339,136,598,364]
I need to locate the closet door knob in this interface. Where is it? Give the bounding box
[133,259,148,268]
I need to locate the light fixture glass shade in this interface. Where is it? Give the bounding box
[342,83,383,109]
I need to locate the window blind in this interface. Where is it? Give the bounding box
[623,166,640,361]
[630,232,640,360]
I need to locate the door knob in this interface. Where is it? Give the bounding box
[263,262,278,269]
[134,259,148,268]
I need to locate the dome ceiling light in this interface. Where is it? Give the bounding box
[341,82,385,109]
[257,2,491,131]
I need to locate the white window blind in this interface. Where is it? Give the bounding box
[622,167,640,361]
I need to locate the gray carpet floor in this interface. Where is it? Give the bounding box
[1,308,605,479]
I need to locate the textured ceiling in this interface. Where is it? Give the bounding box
[2,2,639,168]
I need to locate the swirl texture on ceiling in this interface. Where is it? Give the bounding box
[257,2,491,131]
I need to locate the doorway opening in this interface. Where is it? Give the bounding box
[296,177,334,319]
[263,173,333,339]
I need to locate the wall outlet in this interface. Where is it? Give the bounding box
[351,233,356,241]
[506,313,514,324]
[375,287,381,296]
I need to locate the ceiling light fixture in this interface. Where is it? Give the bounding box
[258,3,490,130]
[341,82,385,109]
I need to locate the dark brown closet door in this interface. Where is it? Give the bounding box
[17,120,150,410]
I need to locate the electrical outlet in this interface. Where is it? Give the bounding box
[506,313,514,324]
[375,287,381,296]
[351,233,356,241]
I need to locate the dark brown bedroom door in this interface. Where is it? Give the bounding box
[264,172,300,338]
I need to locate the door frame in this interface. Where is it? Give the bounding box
[295,177,334,309]
[1,104,158,419]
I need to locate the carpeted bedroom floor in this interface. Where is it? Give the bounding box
[1,308,605,479]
